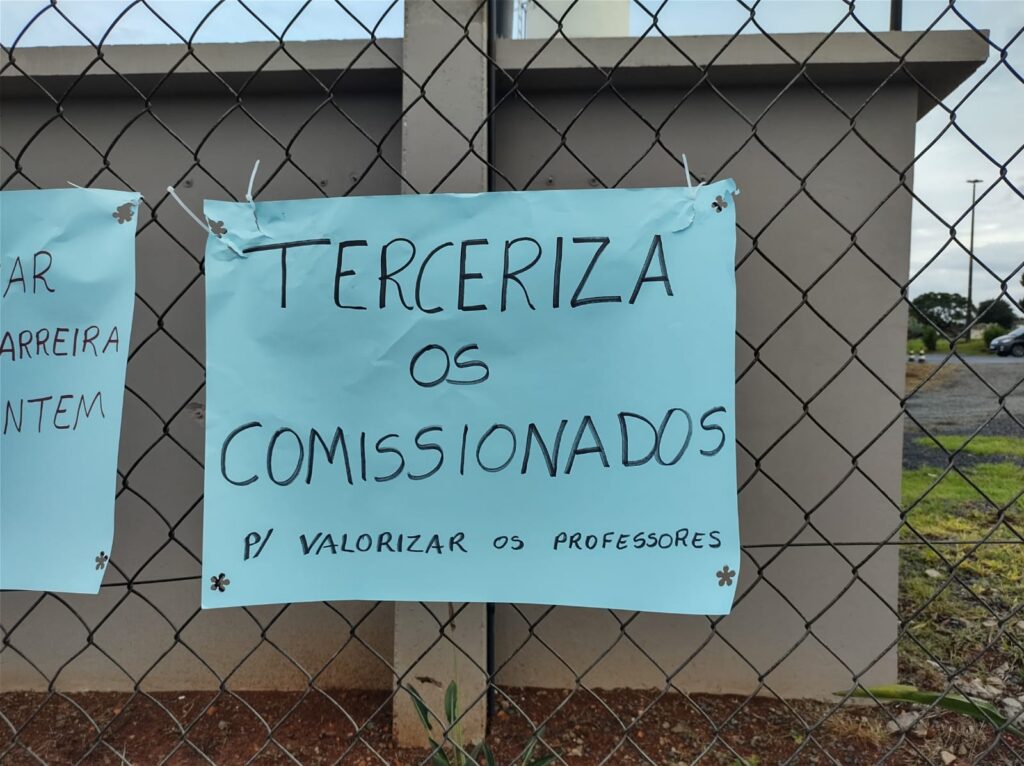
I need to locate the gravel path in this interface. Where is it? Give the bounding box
[903,358,1024,469]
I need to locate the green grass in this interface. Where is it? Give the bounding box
[906,338,989,356]
[903,461,1023,513]
[899,461,1023,690]
[914,435,1024,459]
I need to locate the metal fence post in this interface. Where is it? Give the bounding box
[393,0,490,748]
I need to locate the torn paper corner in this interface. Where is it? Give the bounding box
[671,198,697,234]
[213,229,246,258]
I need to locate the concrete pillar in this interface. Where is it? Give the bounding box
[394,0,489,748]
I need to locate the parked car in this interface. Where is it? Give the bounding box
[989,326,1024,357]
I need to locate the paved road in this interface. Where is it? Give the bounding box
[912,353,1024,365]
[904,357,1024,468]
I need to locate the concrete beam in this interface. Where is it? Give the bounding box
[393,0,489,749]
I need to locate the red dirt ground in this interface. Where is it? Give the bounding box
[1,687,1020,765]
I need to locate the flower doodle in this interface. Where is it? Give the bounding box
[208,219,227,237]
[112,202,135,224]
[711,195,728,213]
[95,551,109,570]
[210,572,230,592]
[716,565,736,587]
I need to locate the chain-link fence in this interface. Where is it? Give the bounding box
[1,0,1022,764]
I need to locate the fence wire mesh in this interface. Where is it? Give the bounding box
[1,0,1022,764]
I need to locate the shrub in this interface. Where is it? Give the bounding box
[983,324,1009,346]
[410,682,557,766]
[837,685,1022,738]
[922,326,938,352]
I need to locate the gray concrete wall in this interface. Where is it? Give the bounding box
[490,82,917,695]
[0,30,986,697]
[0,90,402,692]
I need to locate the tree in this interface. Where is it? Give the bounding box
[976,297,1018,328]
[911,292,970,332]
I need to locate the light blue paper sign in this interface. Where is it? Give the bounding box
[1,188,139,593]
[203,181,739,613]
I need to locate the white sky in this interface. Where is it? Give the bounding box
[1,0,1021,308]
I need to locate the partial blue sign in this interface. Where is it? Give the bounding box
[1,188,139,593]
[203,181,739,613]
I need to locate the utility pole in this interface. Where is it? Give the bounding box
[966,178,982,328]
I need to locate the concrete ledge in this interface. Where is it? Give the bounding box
[494,30,989,116]
[3,30,988,112]
[0,38,403,97]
